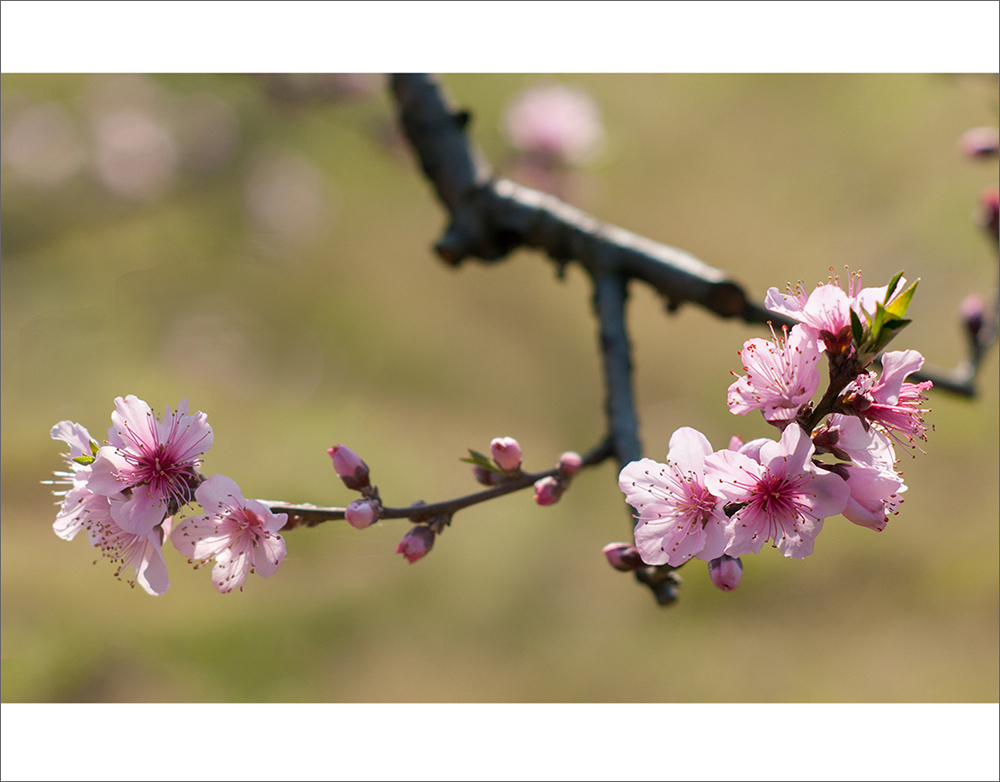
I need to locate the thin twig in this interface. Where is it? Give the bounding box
[265,437,614,530]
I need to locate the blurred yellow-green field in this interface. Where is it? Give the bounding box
[2,73,997,703]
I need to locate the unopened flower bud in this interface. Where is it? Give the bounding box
[534,476,563,506]
[557,451,582,478]
[708,555,743,592]
[602,542,643,571]
[490,437,522,472]
[960,293,985,343]
[958,126,999,158]
[328,444,371,491]
[396,525,436,564]
[345,499,379,530]
[979,186,999,239]
[472,464,499,486]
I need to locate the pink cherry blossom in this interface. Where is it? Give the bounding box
[619,427,729,567]
[810,414,906,531]
[843,349,933,450]
[49,418,170,595]
[839,463,905,532]
[49,420,102,541]
[502,83,604,166]
[727,324,822,423]
[765,271,906,354]
[813,413,897,471]
[90,507,172,596]
[704,424,850,559]
[87,395,212,535]
[172,474,287,593]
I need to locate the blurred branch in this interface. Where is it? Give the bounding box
[391,73,995,399]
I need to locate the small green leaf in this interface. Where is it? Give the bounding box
[872,318,911,353]
[459,449,500,472]
[884,270,905,301]
[883,278,918,321]
[850,308,864,346]
[90,440,100,456]
[73,454,96,466]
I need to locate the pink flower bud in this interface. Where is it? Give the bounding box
[328,444,370,491]
[708,555,743,592]
[557,451,582,478]
[345,499,379,530]
[490,437,522,472]
[978,186,999,238]
[396,525,436,564]
[602,542,643,571]
[534,476,563,506]
[472,464,499,486]
[960,293,985,342]
[958,126,1000,158]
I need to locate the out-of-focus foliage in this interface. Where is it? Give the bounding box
[2,73,997,702]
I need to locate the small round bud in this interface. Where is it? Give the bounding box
[978,186,999,239]
[345,499,379,530]
[708,555,743,592]
[602,542,643,571]
[557,451,582,478]
[396,525,436,564]
[328,444,370,491]
[490,437,522,472]
[533,476,563,506]
[959,293,985,343]
[472,464,499,486]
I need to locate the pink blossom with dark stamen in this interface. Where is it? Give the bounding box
[172,474,287,594]
[87,395,212,535]
[765,271,906,355]
[90,505,172,596]
[843,350,933,451]
[619,427,729,567]
[727,324,822,423]
[704,425,850,559]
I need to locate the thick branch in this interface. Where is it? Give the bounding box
[390,72,990,396]
[592,271,642,467]
[391,74,772,323]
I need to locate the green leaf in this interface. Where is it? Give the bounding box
[850,308,864,346]
[459,449,500,472]
[883,278,918,321]
[90,440,100,456]
[72,454,96,466]
[884,270,905,301]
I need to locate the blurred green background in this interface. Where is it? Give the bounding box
[1,73,997,703]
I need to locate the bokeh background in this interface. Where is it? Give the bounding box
[2,73,997,703]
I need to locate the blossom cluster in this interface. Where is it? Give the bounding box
[618,271,932,591]
[49,395,287,595]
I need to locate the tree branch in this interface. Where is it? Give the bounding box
[265,436,614,530]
